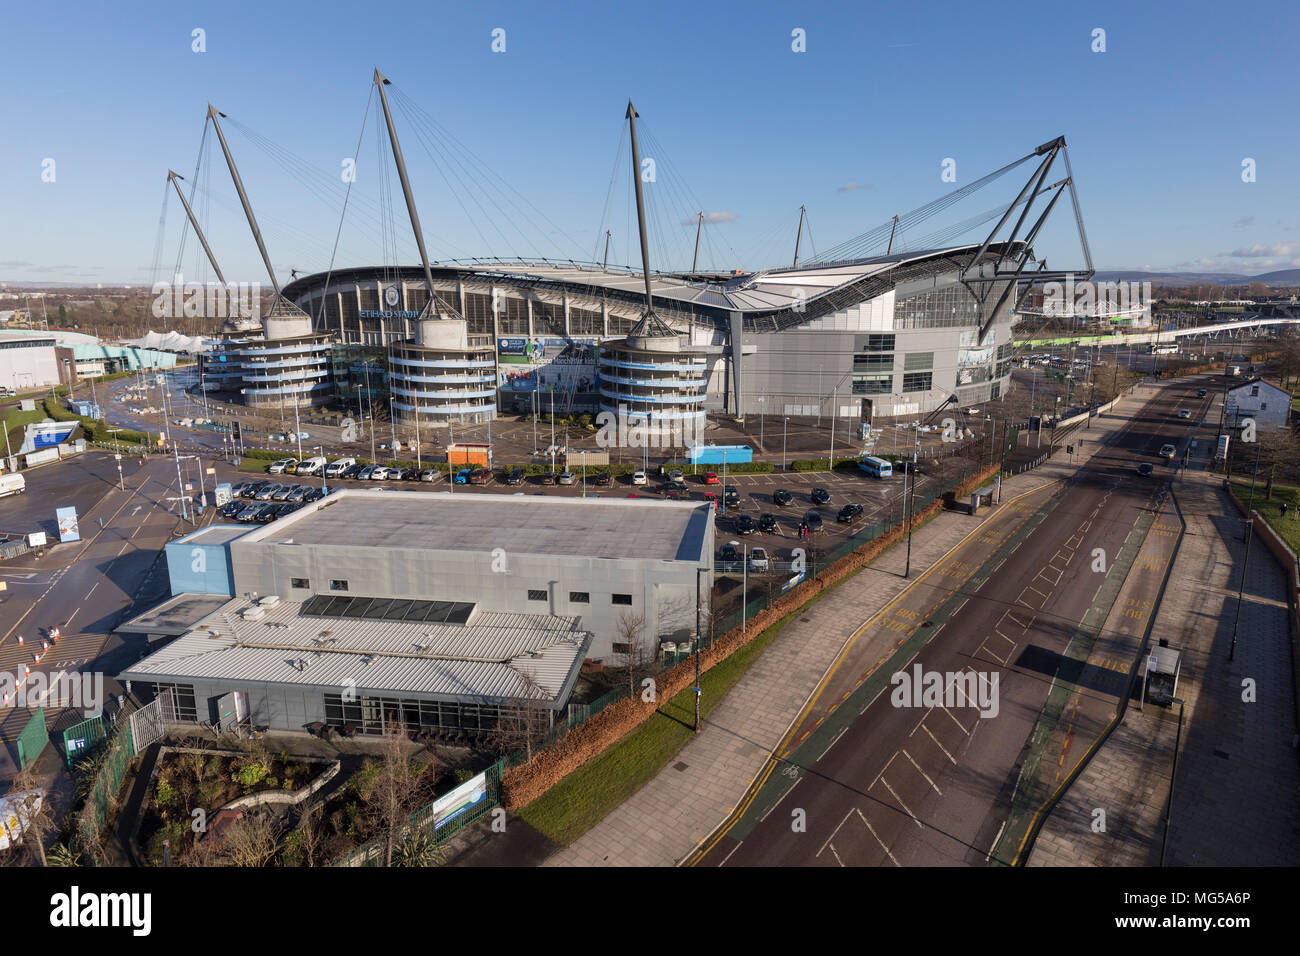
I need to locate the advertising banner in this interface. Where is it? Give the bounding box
[56,506,80,543]
[431,771,489,831]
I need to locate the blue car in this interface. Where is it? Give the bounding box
[454,468,473,484]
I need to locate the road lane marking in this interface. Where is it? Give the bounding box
[901,749,942,794]
[878,776,923,829]
[922,723,957,764]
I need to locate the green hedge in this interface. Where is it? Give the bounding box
[789,456,862,472]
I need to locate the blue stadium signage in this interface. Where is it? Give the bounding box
[360,309,420,319]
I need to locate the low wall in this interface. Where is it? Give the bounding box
[501,461,1001,809]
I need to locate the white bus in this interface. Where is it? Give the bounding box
[858,455,893,478]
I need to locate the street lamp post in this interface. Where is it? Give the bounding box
[782,417,789,472]
[315,445,326,493]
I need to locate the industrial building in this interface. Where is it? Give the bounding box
[1226,377,1293,429]
[118,489,713,735]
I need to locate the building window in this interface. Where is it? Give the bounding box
[852,353,893,371]
[330,579,349,591]
[1251,385,1259,396]
[902,372,933,392]
[856,333,895,352]
[612,593,633,605]
[569,591,590,604]
[291,578,309,589]
[527,589,547,602]
[154,683,198,722]
[612,642,631,655]
[852,374,892,395]
[903,352,934,372]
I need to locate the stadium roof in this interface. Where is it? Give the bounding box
[285,241,1027,332]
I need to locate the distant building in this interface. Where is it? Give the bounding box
[1226,377,1292,430]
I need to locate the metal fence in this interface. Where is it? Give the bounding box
[334,760,503,866]
[76,715,134,856]
[61,714,109,768]
[16,707,47,769]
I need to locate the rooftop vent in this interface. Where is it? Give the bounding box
[259,595,281,609]
[241,606,266,621]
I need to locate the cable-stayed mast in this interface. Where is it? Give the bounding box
[167,170,226,287]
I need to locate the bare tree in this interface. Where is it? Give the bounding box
[358,721,437,867]
[615,611,653,698]
[496,669,552,761]
[6,766,54,866]
[294,802,325,868]
[217,810,284,867]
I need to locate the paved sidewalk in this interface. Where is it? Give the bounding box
[547,389,1158,867]
[1029,469,1300,866]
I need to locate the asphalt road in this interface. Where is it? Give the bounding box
[0,454,198,778]
[691,374,1218,866]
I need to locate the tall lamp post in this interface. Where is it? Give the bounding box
[782,417,789,472]
[903,431,920,577]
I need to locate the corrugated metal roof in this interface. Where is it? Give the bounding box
[119,596,590,705]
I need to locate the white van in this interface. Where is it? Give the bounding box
[295,456,328,476]
[323,457,355,478]
[0,474,26,498]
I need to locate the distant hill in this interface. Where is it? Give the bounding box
[1095,269,1300,287]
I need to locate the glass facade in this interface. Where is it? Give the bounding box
[894,285,982,330]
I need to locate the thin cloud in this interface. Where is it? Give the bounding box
[837,182,874,193]
[1222,241,1299,259]
[1232,216,1254,228]
[679,211,737,225]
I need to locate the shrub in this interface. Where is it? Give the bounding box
[154,776,178,807]
[233,761,269,789]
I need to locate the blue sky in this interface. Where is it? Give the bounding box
[2,0,1298,287]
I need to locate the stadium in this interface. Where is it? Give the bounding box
[279,243,1023,427]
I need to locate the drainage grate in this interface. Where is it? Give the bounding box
[674,762,689,772]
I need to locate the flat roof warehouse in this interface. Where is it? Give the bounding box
[245,489,713,562]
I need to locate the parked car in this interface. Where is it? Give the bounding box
[471,468,495,485]
[357,465,376,480]
[454,468,473,484]
[759,513,778,533]
[284,460,300,475]
[631,470,648,486]
[303,488,326,502]
[286,486,310,502]
[230,481,252,497]
[735,514,758,535]
[663,485,688,500]
[341,463,364,480]
[254,483,282,501]
[702,471,719,485]
[1159,443,1177,459]
[296,456,327,476]
[811,487,831,505]
[322,458,351,478]
[267,458,296,475]
[594,471,612,486]
[773,488,793,507]
[719,541,740,563]
[723,487,741,507]
[237,502,269,521]
[220,500,244,518]
[557,471,576,485]
[702,492,719,511]
[837,502,865,524]
[274,501,301,518]
[1178,409,1191,419]
[1197,388,1208,398]
[748,547,770,572]
[241,481,269,499]
[1137,462,1154,477]
[669,469,685,485]
[271,484,296,501]
[370,466,390,480]
[803,510,825,533]
[387,467,409,481]
[535,471,557,485]
[256,503,281,523]
[505,468,525,486]
[419,469,444,483]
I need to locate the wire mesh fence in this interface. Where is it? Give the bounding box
[76,716,134,856]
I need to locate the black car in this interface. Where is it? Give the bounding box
[719,542,740,563]
[1137,462,1154,477]
[759,513,778,533]
[506,468,526,486]
[723,487,741,506]
[773,488,793,506]
[803,510,825,533]
[220,500,244,518]
[837,503,864,524]
[811,487,831,505]
[735,514,758,536]
[275,501,301,517]
[303,488,326,502]
[255,503,280,523]
[242,481,269,499]
[341,463,364,480]
[594,471,613,487]
[535,472,557,485]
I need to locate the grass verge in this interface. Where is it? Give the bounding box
[1230,476,1300,554]
[516,572,857,847]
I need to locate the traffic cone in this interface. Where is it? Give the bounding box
[16,634,22,645]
